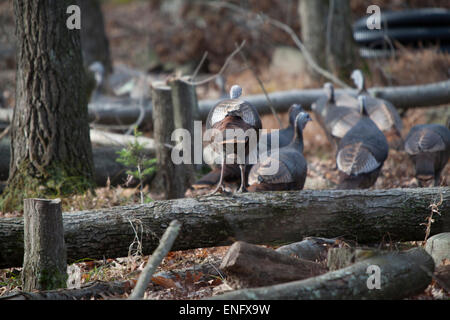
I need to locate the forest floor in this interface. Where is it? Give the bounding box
[0,0,449,300]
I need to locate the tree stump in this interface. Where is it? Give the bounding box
[151,81,185,199]
[22,198,67,291]
[168,76,199,188]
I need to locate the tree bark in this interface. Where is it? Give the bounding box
[22,198,67,291]
[77,0,112,74]
[298,0,328,80]
[151,81,184,199]
[0,188,448,269]
[220,241,326,289]
[326,0,359,79]
[2,1,95,212]
[275,237,335,261]
[210,247,434,300]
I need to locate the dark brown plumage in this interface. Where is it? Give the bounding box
[336,96,389,189]
[404,123,450,187]
[193,103,303,190]
[203,85,262,194]
[247,112,312,192]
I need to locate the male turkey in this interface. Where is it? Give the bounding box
[337,69,403,150]
[193,104,303,189]
[311,82,360,151]
[204,85,262,194]
[404,122,450,187]
[247,112,312,192]
[336,96,389,189]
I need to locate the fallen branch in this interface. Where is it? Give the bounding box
[128,220,182,300]
[210,247,434,300]
[0,280,134,300]
[0,188,448,269]
[0,81,448,126]
[220,241,326,289]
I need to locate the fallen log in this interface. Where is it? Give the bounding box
[0,139,153,187]
[275,237,336,261]
[220,241,326,289]
[0,80,448,126]
[210,247,435,300]
[0,280,134,300]
[0,188,448,269]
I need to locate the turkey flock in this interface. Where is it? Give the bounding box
[193,69,450,194]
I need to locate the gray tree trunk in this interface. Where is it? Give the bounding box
[210,247,434,300]
[326,0,359,80]
[2,0,95,212]
[299,0,358,81]
[77,0,113,74]
[0,188,448,268]
[22,198,67,291]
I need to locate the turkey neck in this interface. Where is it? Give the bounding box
[289,120,304,153]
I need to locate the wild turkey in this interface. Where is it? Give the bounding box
[193,104,303,189]
[404,122,450,187]
[336,95,389,189]
[204,84,262,194]
[337,69,403,150]
[247,112,312,192]
[311,82,360,151]
[260,104,304,154]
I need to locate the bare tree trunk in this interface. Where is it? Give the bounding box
[298,0,328,80]
[22,199,67,291]
[77,0,112,74]
[326,0,359,79]
[0,188,448,269]
[1,1,95,212]
[299,0,358,81]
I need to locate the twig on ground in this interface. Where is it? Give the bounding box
[0,125,10,142]
[422,193,443,243]
[128,220,182,300]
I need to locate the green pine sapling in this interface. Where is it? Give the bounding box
[116,127,157,204]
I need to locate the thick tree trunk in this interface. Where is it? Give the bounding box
[0,188,448,268]
[298,0,328,80]
[326,0,359,79]
[220,241,326,289]
[77,0,112,74]
[210,247,434,300]
[299,0,358,81]
[2,1,95,212]
[22,199,67,291]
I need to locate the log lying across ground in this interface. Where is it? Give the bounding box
[0,80,449,126]
[0,188,448,269]
[210,247,434,300]
[0,139,154,187]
